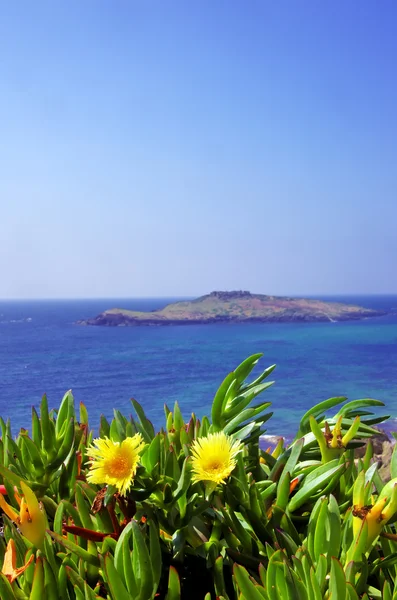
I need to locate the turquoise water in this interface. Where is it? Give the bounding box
[0,296,396,437]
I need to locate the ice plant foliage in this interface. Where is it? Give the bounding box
[1,354,397,599]
[87,434,145,495]
[190,431,242,485]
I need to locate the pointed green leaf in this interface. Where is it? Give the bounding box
[211,371,236,431]
[103,553,132,600]
[149,520,162,593]
[166,566,181,600]
[0,573,17,600]
[48,532,99,566]
[329,557,346,600]
[288,463,344,512]
[131,399,155,442]
[131,520,153,600]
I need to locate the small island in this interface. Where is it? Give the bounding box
[77,291,386,326]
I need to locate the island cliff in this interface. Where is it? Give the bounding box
[77,291,386,326]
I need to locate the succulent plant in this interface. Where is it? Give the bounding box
[0,354,395,599]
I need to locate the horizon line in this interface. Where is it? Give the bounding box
[0,292,396,302]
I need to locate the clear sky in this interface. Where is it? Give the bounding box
[1,1,396,298]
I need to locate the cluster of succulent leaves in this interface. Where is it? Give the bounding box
[0,353,397,599]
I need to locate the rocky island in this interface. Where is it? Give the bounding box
[78,291,386,326]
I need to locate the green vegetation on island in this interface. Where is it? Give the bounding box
[78,290,385,326]
[0,354,396,599]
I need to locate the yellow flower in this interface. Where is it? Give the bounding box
[2,538,34,583]
[190,432,243,485]
[87,435,145,496]
[0,482,47,550]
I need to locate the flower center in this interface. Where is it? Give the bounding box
[108,455,130,478]
[206,459,223,473]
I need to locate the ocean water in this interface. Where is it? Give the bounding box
[0,296,396,438]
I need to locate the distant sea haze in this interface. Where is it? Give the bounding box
[0,295,396,438]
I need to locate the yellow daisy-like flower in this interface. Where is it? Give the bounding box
[190,432,243,485]
[87,435,145,496]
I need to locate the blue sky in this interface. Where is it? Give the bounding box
[1,1,396,298]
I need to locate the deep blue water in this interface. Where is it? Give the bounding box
[0,296,396,438]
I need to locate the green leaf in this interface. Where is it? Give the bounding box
[141,434,160,473]
[275,565,289,599]
[99,415,110,438]
[224,384,274,421]
[391,443,397,480]
[0,465,28,489]
[241,363,276,392]
[223,400,272,434]
[314,554,327,590]
[104,485,117,506]
[74,586,85,600]
[380,580,392,600]
[30,558,45,600]
[173,401,184,431]
[48,532,100,566]
[234,353,263,384]
[118,524,139,597]
[221,508,252,552]
[102,536,118,555]
[103,553,132,600]
[335,398,384,417]
[84,582,99,600]
[31,407,42,448]
[113,410,127,439]
[43,556,59,600]
[61,500,84,528]
[131,520,153,600]
[47,417,75,469]
[230,421,261,441]
[329,557,346,600]
[234,564,266,600]
[53,500,66,536]
[275,470,291,512]
[278,438,304,491]
[214,556,229,600]
[166,566,181,600]
[55,390,74,439]
[75,486,94,531]
[0,573,17,600]
[313,498,329,564]
[211,371,236,431]
[298,397,347,436]
[310,567,323,600]
[149,520,162,593]
[131,399,155,442]
[40,394,56,458]
[19,434,45,476]
[56,564,70,600]
[288,462,345,512]
[326,495,341,562]
[114,521,132,573]
[172,457,191,502]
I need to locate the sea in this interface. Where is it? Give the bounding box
[0,296,396,440]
